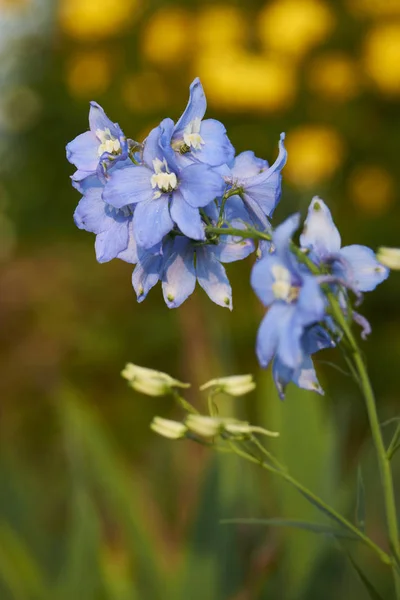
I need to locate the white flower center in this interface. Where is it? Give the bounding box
[271,264,299,302]
[150,158,178,199]
[183,118,205,151]
[96,128,121,157]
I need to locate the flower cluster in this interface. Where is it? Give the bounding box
[67,78,286,309]
[67,79,390,399]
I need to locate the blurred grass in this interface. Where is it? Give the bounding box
[0,0,399,597]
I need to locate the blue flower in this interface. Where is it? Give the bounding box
[73,168,135,264]
[272,324,335,399]
[170,78,235,168]
[103,118,225,250]
[251,214,326,372]
[221,134,287,229]
[300,197,389,292]
[66,102,129,181]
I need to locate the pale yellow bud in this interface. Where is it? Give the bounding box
[121,363,190,397]
[224,423,280,437]
[376,247,400,270]
[150,417,187,439]
[199,374,256,396]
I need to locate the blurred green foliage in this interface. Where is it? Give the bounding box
[0,0,399,597]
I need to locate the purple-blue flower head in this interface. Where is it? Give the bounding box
[170,78,235,168]
[222,134,287,229]
[251,214,325,371]
[103,118,225,249]
[66,102,129,182]
[300,197,389,292]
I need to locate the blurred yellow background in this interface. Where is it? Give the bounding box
[0,0,399,598]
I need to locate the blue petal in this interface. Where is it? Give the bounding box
[94,215,130,263]
[302,324,334,354]
[273,213,300,253]
[158,118,180,172]
[162,237,196,308]
[73,186,107,234]
[195,247,232,309]
[273,354,323,399]
[132,245,163,302]
[336,245,389,292]
[66,131,98,172]
[231,151,269,179]
[300,197,341,258]
[103,165,153,208]
[170,191,205,241]
[296,275,326,326]
[241,192,270,229]
[242,132,287,217]
[142,124,164,167]
[277,309,304,369]
[210,235,255,263]
[117,220,138,264]
[223,195,252,226]
[179,164,225,208]
[251,254,285,306]
[133,197,174,249]
[256,303,293,368]
[89,101,120,138]
[194,118,235,167]
[173,78,207,137]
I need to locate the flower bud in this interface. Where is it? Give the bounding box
[376,247,400,270]
[186,415,228,437]
[121,363,190,397]
[150,417,187,439]
[199,374,256,396]
[224,423,279,437]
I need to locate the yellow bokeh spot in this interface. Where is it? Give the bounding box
[258,0,335,59]
[364,24,400,95]
[142,8,192,66]
[196,51,296,113]
[348,165,395,215]
[122,71,168,113]
[59,0,137,40]
[197,5,245,49]
[347,0,400,18]
[308,53,359,101]
[67,52,111,98]
[285,126,344,187]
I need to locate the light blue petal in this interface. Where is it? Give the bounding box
[173,77,207,137]
[117,220,138,264]
[272,357,294,400]
[277,308,304,369]
[210,235,255,263]
[193,118,235,167]
[170,191,205,240]
[302,324,334,354]
[300,197,341,258]
[159,117,180,172]
[296,275,326,326]
[273,213,300,253]
[73,181,105,233]
[103,165,153,208]
[256,303,293,368]
[195,247,232,309]
[241,192,270,229]
[336,245,389,292]
[251,254,285,306]
[132,246,163,302]
[142,124,164,167]
[242,132,287,217]
[231,151,269,179]
[223,195,252,225]
[133,197,174,249]
[89,101,120,138]
[273,351,323,399]
[162,237,196,308]
[179,163,224,208]
[94,216,130,263]
[66,131,98,172]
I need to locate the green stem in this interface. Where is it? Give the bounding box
[225,442,390,565]
[171,390,199,415]
[329,296,400,597]
[205,225,271,242]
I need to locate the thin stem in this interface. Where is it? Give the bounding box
[205,225,271,242]
[171,390,199,415]
[226,441,391,565]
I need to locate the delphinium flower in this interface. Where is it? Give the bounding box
[66,102,129,183]
[251,214,327,398]
[103,117,225,249]
[170,77,235,168]
[219,133,287,229]
[121,195,256,309]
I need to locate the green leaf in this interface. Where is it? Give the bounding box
[347,554,385,600]
[387,423,400,460]
[356,467,366,532]
[220,518,360,540]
